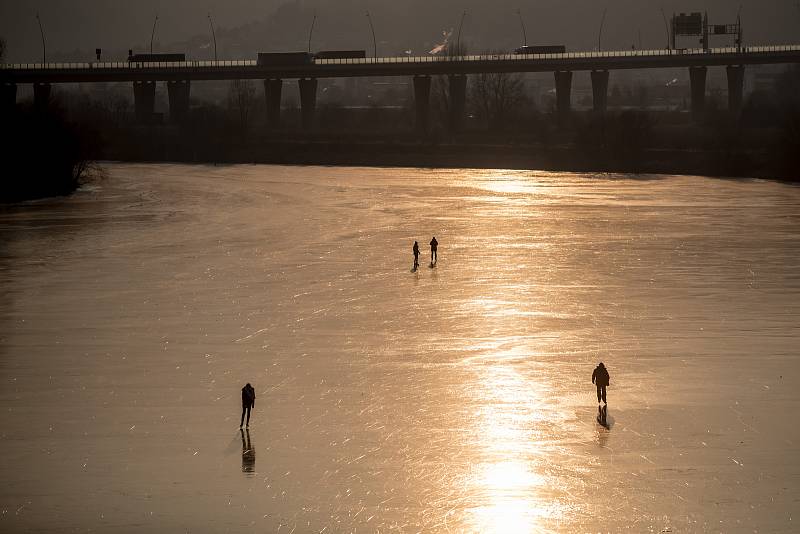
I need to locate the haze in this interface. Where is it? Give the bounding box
[2,0,799,62]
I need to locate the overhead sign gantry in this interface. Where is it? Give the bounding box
[671,12,743,52]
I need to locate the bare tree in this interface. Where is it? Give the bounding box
[110,93,131,127]
[469,67,525,130]
[431,76,450,131]
[228,79,256,133]
[431,42,469,132]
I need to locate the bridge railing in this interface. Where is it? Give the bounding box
[2,44,799,70]
[314,44,800,65]
[0,59,259,70]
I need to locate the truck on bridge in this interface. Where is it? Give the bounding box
[314,50,367,60]
[257,50,366,65]
[127,53,186,62]
[514,45,566,55]
[257,52,314,65]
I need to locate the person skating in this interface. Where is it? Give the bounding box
[429,236,438,265]
[240,383,256,428]
[591,362,610,404]
[412,241,420,270]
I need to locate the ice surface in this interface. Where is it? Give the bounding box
[1,165,798,532]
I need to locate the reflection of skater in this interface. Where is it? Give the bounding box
[429,236,438,264]
[241,428,256,474]
[240,383,255,428]
[591,362,610,404]
[412,241,420,270]
[597,404,608,427]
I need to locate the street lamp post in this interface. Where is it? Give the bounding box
[598,7,607,52]
[736,6,744,52]
[660,8,670,49]
[366,11,377,59]
[208,13,217,61]
[150,15,158,55]
[456,11,467,55]
[36,12,46,63]
[516,9,528,48]
[307,11,317,54]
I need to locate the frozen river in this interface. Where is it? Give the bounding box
[1,164,799,532]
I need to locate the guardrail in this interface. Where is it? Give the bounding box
[2,45,799,71]
[0,59,258,70]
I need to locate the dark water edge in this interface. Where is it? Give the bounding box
[101,141,798,182]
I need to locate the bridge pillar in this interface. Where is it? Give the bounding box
[554,71,572,123]
[448,74,467,132]
[689,66,707,120]
[413,75,432,134]
[264,78,282,128]
[299,78,318,131]
[590,70,610,113]
[133,81,156,123]
[1,83,16,111]
[726,65,745,115]
[167,80,191,122]
[33,83,51,110]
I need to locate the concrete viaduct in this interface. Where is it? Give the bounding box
[2,45,800,131]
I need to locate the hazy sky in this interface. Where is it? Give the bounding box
[1,0,798,62]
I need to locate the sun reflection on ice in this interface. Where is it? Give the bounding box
[451,223,572,531]
[464,361,567,532]
[471,498,552,534]
[481,460,546,490]
[468,456,562,532]
[473,170,545,196]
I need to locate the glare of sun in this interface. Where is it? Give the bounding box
[459,280,565,532]
[476,171,542,195]
[481,460,545,491]
[465,363,558,532]
[470,461,552,533]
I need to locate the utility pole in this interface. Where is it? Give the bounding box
[208,13,217,61]
[365,11,377,59]
[36,12,46,63]
[150,15,158,55]
[516,9,527,47]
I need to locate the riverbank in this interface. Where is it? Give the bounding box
[101,138,796,182]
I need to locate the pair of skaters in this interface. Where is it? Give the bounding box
[413,236,438,270]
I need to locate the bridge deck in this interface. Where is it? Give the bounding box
[2,45,800,84]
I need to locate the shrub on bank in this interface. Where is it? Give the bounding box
[0,106,97,202]
[573,110,654,173]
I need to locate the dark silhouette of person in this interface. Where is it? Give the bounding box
[429,236,438,264]
[591,362,610,404]
[240,383,255,428]
[412,241,420,270]
[241,428,255,474]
